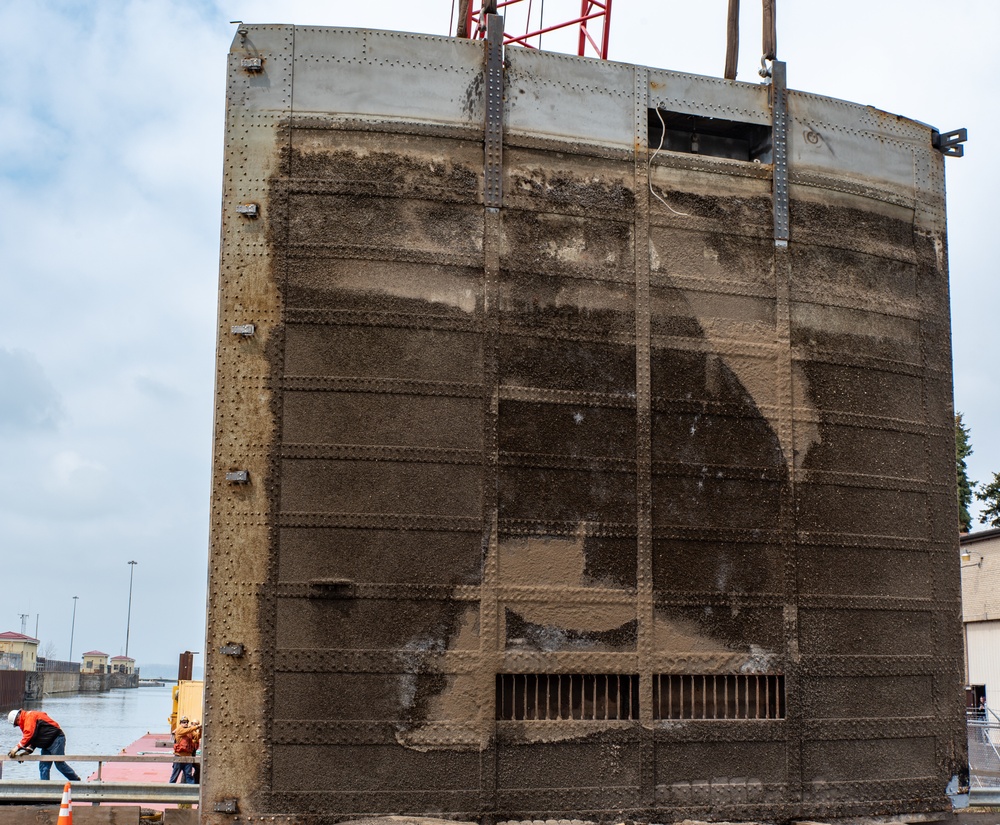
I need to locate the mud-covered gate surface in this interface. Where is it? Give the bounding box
[203,22,966,824]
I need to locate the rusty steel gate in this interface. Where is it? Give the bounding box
[203,18,967,824]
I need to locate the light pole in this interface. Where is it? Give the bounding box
[125,560,138,660]
[69,596,79,662]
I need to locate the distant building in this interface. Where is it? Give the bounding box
[110,655,135,675]
[961,528,1000,709]
[82,651,109,674]
[0,631,39,671]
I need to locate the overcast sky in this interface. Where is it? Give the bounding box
[1,1,996,666]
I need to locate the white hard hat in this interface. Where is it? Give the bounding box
[7,709,20,725]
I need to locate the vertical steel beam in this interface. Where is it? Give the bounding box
[204,24,294,823]
[484,14,504,209]
[771,60,789,247]
[769,55,801,809]
[634,64,656,807]
[479,11,504,813]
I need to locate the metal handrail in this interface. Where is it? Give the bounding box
[965,705,1000,723]
[0,752,202,804]
[0,752,199,781]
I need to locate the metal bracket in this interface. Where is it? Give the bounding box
[770,60,789,247]
[483,14,504,209]
[240,57,262,72]
[932,128,968,157]
[309,578,356,599]
[225,470,249,484]
[235,202,259,218]
[230,323,255,336]
[214,798,239,813]
[219,643,245,657]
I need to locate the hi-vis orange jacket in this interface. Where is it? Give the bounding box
[16,710,64,750]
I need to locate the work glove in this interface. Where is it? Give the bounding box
[8,747,32,760]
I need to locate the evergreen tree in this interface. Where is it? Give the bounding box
[977,472,1000,529]
[956,413,975,532]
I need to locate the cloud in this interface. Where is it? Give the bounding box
[134,373,185,403]
[0,348,64,433]
[48,449,108,489]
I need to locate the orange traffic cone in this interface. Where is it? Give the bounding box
[58,781,72,824]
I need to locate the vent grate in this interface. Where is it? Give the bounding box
[496,673,639,721]
[653,674,785,720]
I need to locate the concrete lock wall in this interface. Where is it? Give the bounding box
[204,22,966,823]
[40,671,80,696]
[80,673,111,693]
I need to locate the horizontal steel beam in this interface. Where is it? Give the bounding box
[1,754,198,763]
[969,788,1000,806]
[0,780,199,804]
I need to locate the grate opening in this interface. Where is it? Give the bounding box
[653,674,785,719]
[648,108,772,163]
[496,673,639,721]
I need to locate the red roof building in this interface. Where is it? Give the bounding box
[82,650,110,673]
[0,631,39,643]
[0,631,40,671]
[110,655,135,674]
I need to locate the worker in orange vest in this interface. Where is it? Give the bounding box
[7,709,81,781]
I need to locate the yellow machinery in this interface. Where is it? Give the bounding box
[168,680,204,730]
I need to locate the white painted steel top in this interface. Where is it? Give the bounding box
[230,24,945,211]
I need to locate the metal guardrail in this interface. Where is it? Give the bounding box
[0,753,200,804]
[0,780,199,804]
[967,712,1000,792]
[970,787,1000,806]
[0,753,199,777]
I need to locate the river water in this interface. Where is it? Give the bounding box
[1,684,175,780]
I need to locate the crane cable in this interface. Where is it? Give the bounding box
[725,0,777,80]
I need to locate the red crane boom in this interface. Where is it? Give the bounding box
[462,0,612,60]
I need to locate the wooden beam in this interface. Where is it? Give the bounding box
[457,0,472,37]
[724,0,740,79]
[763,0,777,60]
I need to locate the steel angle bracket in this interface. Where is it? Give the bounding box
[770,60,790,246]
[484,13,504,209]
[933,127,968,157]
[308,578,356,598]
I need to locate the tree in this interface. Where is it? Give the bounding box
[957,413,975,532]
[977,472,1000,528]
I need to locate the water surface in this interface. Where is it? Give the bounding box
[2,685,175,780]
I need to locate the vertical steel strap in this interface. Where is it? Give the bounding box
[484,14,504,208]
[633,63,656,805]
[479,13,504,811]
[770,55,801,800]
[771,60,789,246]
